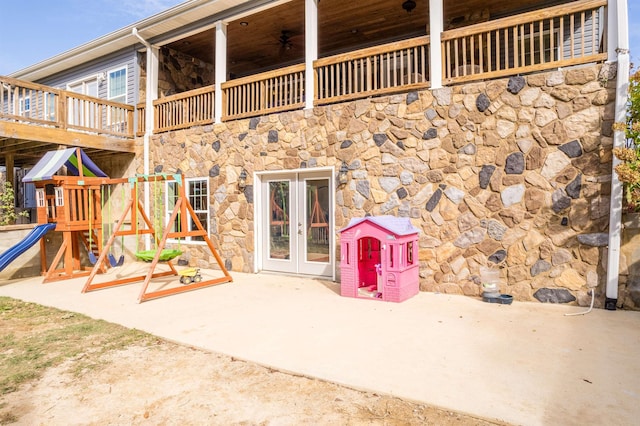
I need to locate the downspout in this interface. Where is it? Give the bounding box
[605,0,630,310]
[132,27,158,250]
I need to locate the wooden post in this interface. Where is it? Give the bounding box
[5,154,14,205]
[76,148,84,177]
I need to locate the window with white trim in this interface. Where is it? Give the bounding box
[19,96,30,117]
[166,178,209,243]
[108,67,127,103]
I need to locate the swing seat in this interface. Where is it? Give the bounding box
[135,249,183,262]
[108,253,125,267]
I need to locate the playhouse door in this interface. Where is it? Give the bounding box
[261,171,332,277]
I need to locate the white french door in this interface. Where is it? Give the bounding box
[260,170,332,277]
[67,77,98,127]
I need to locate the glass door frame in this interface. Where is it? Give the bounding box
[254,167,335,280]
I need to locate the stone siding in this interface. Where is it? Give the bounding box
[148,64,617,307]
[619,214,640,309]
[138,47,215,100]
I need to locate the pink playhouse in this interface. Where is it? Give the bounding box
[339,216,420,302]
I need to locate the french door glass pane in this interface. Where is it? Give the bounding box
[269,181,290,260]
[305,179,329,263]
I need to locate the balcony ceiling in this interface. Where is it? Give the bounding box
[167,0,566,78]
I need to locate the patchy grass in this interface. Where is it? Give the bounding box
[0,297,154,395]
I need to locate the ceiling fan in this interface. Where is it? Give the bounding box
[278,30,294,51]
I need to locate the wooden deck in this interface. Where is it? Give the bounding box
[0,76,135,168]
[2,0,607,155]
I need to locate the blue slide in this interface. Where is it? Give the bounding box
[0,223,56,272]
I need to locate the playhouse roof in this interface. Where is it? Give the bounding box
[23,148,108,183]
[340,215,420,236]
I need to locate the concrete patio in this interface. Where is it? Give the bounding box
[1,264,639,425]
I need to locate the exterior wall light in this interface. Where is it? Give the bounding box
[338,161,349,185]
[238,168,248,189]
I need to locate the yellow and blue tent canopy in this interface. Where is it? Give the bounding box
[23,148,108,183]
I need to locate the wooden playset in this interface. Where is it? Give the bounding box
[339,216,419,303]
[22,148,231,302]
[23,148,110,282]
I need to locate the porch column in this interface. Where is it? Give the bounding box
[428,0,443,89]
[214,20,228,124]
[606,0,618,62]
[304,0,318,110]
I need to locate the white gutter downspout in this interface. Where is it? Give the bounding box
[133,27,159,250]
[605,0,630,310]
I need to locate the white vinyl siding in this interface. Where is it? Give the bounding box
[38,47,137,105]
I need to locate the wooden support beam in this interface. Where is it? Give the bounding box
[0,121,135,153]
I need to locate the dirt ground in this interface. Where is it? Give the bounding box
[1,340,505,426]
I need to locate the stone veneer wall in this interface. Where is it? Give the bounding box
[619,214,640,309]
[147,64,621,308]
[138,47,215,100]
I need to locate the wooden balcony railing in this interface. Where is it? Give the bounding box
[0,76,134,138]
[441,0,607,83]
[65,92,133,137]
[314,36,431,106]
[154,85,214,133]
[136,103,146,136]
[222,64,306,121]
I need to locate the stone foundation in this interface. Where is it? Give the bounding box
[146,64,620,307]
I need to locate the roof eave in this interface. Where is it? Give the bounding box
[9,0,251,82]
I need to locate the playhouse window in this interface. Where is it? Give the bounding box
[35,188,45,208]
[389,244,394,268]
[407,241,414,265]
[344,243,350,264]
[54,187,64,207]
